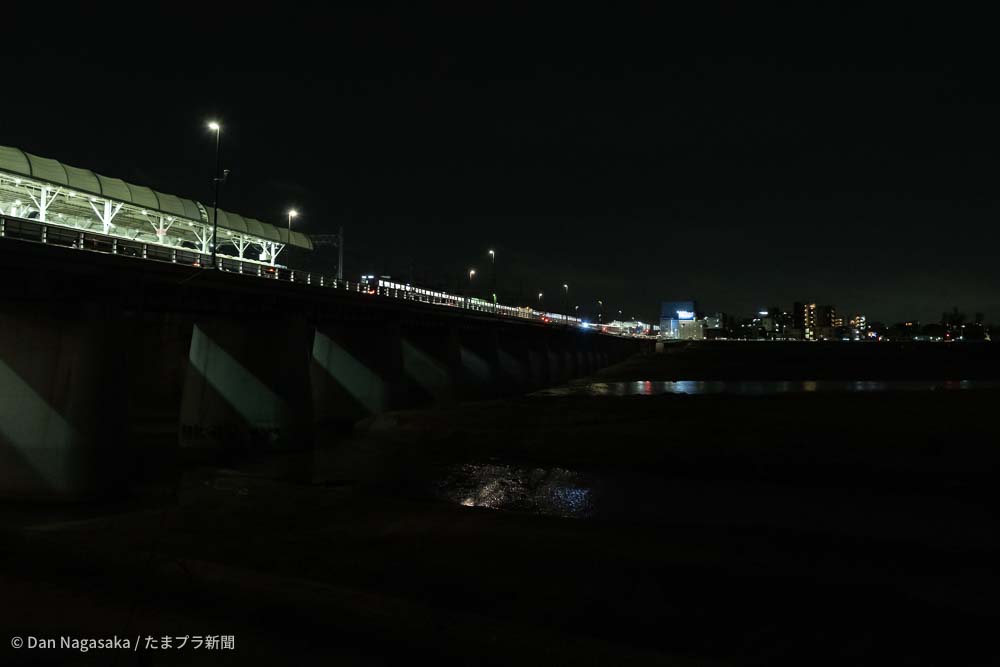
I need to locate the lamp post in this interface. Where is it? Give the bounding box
[467,268,476,307]
[563,284,569,320]
[537,292,543,308]
[488,249,495,302]
[597,300,604,323]
[207,121,222,268]
[283,209,298,266]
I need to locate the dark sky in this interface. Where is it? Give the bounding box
[5,4,998,323]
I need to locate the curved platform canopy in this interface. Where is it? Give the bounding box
[0,145,312,259]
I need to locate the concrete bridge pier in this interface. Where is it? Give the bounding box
[575,337,594,377]
[494,329,540,391]
[544,339,567,385]
[310,317,406,430]
[571,332,597,378]
[0,302,131,500]
[525,335,551,388]
[558,332,579,381]
[603,337,622,366]
[401,323,462,405]
[122,312,195,484]
[458,327,502,398]
[179,314,314,454]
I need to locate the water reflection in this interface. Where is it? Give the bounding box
[532,379,1000,397]
[437,464,593,518]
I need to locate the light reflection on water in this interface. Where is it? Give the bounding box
[532,379,995,397]
[437,464,594,518]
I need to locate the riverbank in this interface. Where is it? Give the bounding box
[2,350,998,665]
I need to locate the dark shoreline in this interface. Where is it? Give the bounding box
[3,346,999,666]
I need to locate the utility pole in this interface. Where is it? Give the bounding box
[307,229,345,281]
[337,226,344,281]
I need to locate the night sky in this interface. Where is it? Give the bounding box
[5,4,998,323]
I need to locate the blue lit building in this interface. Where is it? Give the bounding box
[660,300,698,340]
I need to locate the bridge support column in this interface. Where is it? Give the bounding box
[179,315,314,454]
[560,333,578,380]
[123,312,194,486]
[495,328,537,393]
[310,318,405,430]
[575,340,590,377]
[545,342,564,384]
[401,323,461,405]
[459,327,501,398]
[0,302,130,499]
[525,335,550,388]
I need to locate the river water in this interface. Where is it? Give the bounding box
[531,379,1000,397]
[411,379,1000,522]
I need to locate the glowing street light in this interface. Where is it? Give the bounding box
[287,208,298,232]
[537,292,543,305]
[207,120,223,268]
[469,268,476,280]
[487,249,497,303]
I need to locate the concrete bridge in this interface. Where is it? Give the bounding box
[0,227,649,501]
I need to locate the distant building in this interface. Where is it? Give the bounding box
[703,312,726,330]
[793,302,818,340]
[758,306,788,339]
[848,315,867,341]
[815,305,838,340]
[817,305,837,328]
[660,300,697,340]
[678,319,705,340]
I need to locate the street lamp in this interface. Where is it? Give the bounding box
[562,283,569,318]
[464,268,476,306]
[287,208,298,232]
[207,120,222,268]
[537,292,543,307]
[597,300,604,323]
[488,249,496,303]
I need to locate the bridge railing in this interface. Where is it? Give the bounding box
[0,213,642,335]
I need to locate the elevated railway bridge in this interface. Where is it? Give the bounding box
[0,145,651,501]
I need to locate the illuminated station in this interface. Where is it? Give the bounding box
[0,145,313,269]
[0,144,658,336]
